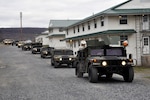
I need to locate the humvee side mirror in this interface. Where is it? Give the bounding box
[129,54,132,59]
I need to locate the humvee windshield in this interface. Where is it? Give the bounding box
[54,50,73,55]
[106,48,122,56]
[90,49,104,56]
[33,45,42,48]
[42,47,53,51]
[25,43,31,46]
[90,48,123,56]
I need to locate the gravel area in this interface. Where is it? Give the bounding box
[0,45,150,100]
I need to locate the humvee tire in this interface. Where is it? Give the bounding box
[54,62,59,68]
[88,66,98,83]
[123,67,134,82]
[76,63,83,78]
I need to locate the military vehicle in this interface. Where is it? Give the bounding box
[51,49,76,68]
[17,41,24,48]
[22,43,32,51]
[31,42,42,49]
[75,39,134,83]
[40,47,54,58]
[3,39,14,45]
[31,43,42,54]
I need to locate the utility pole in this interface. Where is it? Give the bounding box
[20,12,23,41]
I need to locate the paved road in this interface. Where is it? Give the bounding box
[0,44,150,100]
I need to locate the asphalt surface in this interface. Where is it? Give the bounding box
[0,44,150,100]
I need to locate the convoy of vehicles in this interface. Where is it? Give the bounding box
[2,38,135,83]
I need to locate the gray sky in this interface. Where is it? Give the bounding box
[0,0,127,28]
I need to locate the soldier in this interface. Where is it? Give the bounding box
[79,39,87,50]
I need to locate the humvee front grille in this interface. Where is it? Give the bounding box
[107,60,122,65]
[63,58,69,61]
[37,49,40,52]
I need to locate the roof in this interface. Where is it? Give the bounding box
[52,47,73,50]
[63,29,136,41]
[48,33,65,37]
[41,30,49,35]
[102,9,150,15]
[49,20,80,28]
[68,0,150,28]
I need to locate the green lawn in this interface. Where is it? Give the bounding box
[134,66,150,72]
[134,66,150,79]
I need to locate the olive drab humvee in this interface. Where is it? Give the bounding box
[51,49,76,68]
[75,39,134,83]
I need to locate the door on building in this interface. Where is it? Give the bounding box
[143,37,150,54]
[142,15,149,30]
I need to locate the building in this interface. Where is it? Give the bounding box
[64,0,150,66]
[48,20,79,48]
[35,30,49,46]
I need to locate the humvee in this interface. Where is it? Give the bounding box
[31,45,43,54]
[75,40,134,83]
[51,49,76,68]
[22,43,32,51]
[41,47,54,58]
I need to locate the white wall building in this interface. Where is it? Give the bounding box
[64,0,150,66]
[35,30,49,46]
[48,20,79,48]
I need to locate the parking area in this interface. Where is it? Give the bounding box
[0,44,150,100]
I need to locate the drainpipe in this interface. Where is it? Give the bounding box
[135,15,142,66]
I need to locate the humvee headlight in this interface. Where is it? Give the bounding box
[43,51,48,54]
[122,61,126,66]
[33,48,37,51]
[59,58,62,61]
[69,58,72,60]
[102,61,107,66]
[54,57,59,60]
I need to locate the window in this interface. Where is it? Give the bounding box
[66,50,73,55]
[73,27,75,34]
[88,22,90,30]
[78,40,80,46]
[78,25,80,32]
[94,19,97,28]
[90,49,104,56]
[143,15,148,22]
[66,29,68,35]
[100,16,104,26]
[119,15,127,24]
[59,28,63,32]
[82,24,85,31]
[74,41,76,48]
[120,35,128,45]
[144,38,149,46]
[106,48,123,56]
[49,28,53,33]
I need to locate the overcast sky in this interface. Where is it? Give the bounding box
[0,0,127,28]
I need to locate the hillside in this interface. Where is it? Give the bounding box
[0,28,47,42]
